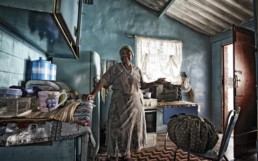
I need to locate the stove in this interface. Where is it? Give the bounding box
[143,98,158,148]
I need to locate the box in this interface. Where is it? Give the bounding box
[0,97,33,117]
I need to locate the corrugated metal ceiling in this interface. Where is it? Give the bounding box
[135,0,254,36]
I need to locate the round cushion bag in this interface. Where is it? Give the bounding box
[167,114,219,153]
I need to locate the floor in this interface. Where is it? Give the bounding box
[95,133,257,161]
[224,136,257,161]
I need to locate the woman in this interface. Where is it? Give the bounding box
[86,45,166,161]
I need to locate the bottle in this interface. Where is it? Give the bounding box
[70,90,79,100]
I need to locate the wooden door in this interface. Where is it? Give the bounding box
[233,25,257,158]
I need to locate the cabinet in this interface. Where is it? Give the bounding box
[0,0,83,59]
[55,0,81,53]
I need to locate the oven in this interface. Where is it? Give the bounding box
[143,98,158,148]
[145,109,157,133]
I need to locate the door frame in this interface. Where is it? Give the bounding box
[221,43,234,132]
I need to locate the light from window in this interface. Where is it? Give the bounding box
[136,36,183,84]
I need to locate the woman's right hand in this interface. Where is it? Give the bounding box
[82,94,95,100]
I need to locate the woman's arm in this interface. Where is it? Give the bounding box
[85,79,106,100]
[140,78,167,90]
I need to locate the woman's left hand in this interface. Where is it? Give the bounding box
[155,78,167,85]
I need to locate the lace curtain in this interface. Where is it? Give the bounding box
[136,36,183,84]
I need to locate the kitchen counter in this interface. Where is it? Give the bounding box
[157,100,197,107]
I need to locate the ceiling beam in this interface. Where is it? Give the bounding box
[166,12,212,36]
[226,0,253,16]
[168,2,225,32]
[158,0,175,18]
[206,0,247,21]
[169,0,230,29]
[168,7,218,35]
[187,0,240,25]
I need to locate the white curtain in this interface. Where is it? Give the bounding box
[136,36,183,84]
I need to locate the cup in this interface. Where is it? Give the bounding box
[38,91,67,112]
[145,92,152,99]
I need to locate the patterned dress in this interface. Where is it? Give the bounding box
[101,63,147,156]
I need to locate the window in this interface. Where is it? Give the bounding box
[136,36,183,84]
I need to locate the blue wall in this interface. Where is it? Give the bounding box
[80,0,211,119]
[0,26,45,88]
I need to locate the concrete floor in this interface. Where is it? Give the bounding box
[224,136,257,161]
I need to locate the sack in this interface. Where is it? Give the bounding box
[167,114,219,153]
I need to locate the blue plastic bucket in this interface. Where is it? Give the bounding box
[31,57,51,80]
[50,63,57,81]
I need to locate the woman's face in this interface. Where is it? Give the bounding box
[120,48,133,64]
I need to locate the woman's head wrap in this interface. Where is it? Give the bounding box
[119,45,134,57]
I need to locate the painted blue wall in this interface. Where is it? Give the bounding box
[0,26,46,88]
[80,0,211,120]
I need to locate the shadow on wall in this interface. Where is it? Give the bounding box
[20,59,32,87]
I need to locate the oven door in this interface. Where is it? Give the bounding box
[145,109,157,133]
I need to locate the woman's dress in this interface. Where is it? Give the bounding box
[101,63,147,156]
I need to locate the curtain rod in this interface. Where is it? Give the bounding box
[125,33,136,38]
[124,33,182,42]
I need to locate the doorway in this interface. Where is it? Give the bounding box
[221,26,257,158]
[222,44,234,130]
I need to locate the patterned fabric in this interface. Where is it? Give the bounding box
[0,121,93,146]
[0,101,95,147]
[73,101,95,127]
[102,63,147,156]
[167,114,219,153]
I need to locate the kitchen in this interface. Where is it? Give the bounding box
[0,0,257,161]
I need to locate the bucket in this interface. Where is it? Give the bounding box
[49,63,57,81]
[31,57,51,80]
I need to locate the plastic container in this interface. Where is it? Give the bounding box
[0,97,33,117]
[31,57,51,80]
[50,63,57,81]
[0,88,22,98]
